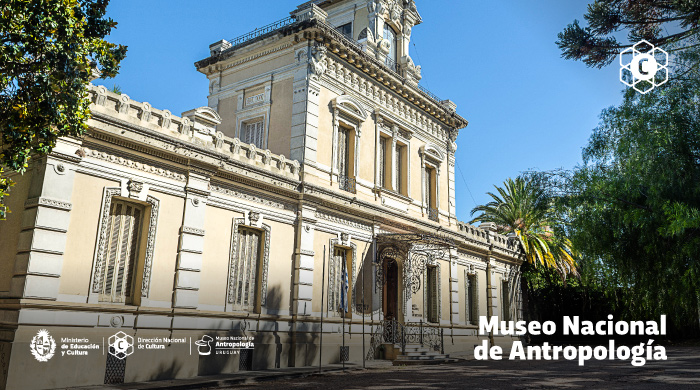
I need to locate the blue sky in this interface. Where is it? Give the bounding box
[104,1,624,222]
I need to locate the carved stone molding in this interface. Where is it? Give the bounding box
[314,210,372,232]
[227,219,271,306]
[181,226,206,236]
[24,197,72,211]
[82,147,187,182]
[91,187,160,298]
[209,183,295,211]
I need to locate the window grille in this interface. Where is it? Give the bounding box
[241,120,264,147]
[329,247,352,316]
[427,266,439,323]
[465,273,478,325]
[502,280,511,321]
[99,200,143,303]
[231,228,262,311]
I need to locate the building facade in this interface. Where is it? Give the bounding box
[0,1,524,388]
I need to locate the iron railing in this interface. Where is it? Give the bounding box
[339,175,356,194]
[227,16,296,48]
[428,207,439,222]
[418,84,442,103]
[369,319,444,357]
[218,15,444,106]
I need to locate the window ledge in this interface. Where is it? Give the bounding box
[375,187,412,212]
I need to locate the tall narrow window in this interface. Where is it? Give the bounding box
[425,166,437,221]
[395,143,403,194]
[232,227,263,311]
[502,280,511,321]
[337,127,349,177]
[465,273,478,325]
[383,24,397,69]
[337,126,356,193]
[379,137,387,188]
[99,200,143,303]
[241,120,264,148]
[329,246,352,318]
[426,266,439,323]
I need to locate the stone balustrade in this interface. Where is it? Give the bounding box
[88,84,301,180]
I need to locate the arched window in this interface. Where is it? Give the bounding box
[383,24,397,67]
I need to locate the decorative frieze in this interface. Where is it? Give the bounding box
[209,183,296,211]
[314,210,372,232]
[82,147,187,181]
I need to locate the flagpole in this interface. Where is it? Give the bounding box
[320,246,325,374]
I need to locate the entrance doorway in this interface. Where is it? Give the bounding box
[384,258,399,320]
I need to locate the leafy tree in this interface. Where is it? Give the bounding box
[470,177,578,279]
[557,0,700,68]
[563,46,700,332]
[0,0,126,219]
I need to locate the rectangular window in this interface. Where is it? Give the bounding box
[465,273,478,325]
[426,266,439,323]
[425,166,438,221]
[336,22,352,40]
[337,127,349,177]
[379,137,387,188]
[241,120,264,148]
[232,227,262,311]
[330,246,352,318]
[100,200,143,303]
[395,143,403,194]
[502,280,511,321]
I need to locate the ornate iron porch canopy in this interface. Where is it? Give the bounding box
[375,233,456,295]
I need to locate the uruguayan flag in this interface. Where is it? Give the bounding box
[340,261,349,313]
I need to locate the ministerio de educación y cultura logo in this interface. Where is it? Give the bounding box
[30,329,56,362]
[620,39,668,94]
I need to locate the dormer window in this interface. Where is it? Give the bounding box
[383,24,397,68]
[337,22,352,40]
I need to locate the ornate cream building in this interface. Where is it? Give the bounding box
[0,1,524,388]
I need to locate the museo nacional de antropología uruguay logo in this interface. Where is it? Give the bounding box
[30,329,56,362]
[620,39,668,94]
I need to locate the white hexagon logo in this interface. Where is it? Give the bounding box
[620,40,669,94]
[108,331,134,360]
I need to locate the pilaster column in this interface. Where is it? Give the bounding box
[391,125,398,191]
[436,167,441,210]
[419,150,426,213]
[173,170,210,309]
[485,253,496,346]
[373,114,383,187]
[11,137,82,300]
[447,142,457,222]
[331,108,339,183]
[290,42,324,166]
[292,205,316,316]
[449,249,459,324]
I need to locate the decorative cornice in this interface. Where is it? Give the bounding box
[210,183,296,211]
[314,209,373,232]
[81,146,187,182]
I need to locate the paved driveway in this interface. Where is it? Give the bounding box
[233,347,700,389]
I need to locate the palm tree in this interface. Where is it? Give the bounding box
[470,177,577,278]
